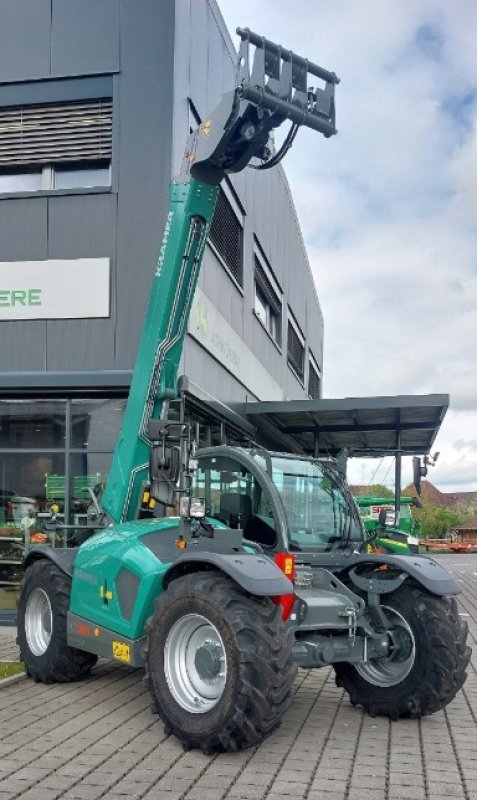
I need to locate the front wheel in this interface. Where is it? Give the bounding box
[335,584,470,718]
[17,559,97,683]
[144,571,296,753]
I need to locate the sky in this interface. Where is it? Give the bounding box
[216,0,477,493]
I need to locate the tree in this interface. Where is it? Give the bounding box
[367,484,394,498]
[413,504,466,539]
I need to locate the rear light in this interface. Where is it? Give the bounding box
[273,553,296,621]
[274,552,296,580]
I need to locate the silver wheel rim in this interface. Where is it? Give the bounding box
[25,588,53,656]
[164,613,227,713]
[356,605,415,687]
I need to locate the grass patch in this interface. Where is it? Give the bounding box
[0,661,24,680]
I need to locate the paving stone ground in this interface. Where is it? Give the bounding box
[0,554,476,800]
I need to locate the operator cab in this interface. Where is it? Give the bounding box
[192,448,364,553]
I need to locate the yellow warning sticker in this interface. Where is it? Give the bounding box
[200,118,212,136]
[112,641,131,663]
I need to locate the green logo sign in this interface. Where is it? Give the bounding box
[0,289,42,307]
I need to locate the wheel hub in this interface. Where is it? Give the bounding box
[355,604,415,687]
[194,641,223,680]
[388,625,413,663]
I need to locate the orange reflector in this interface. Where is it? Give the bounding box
[273,553,296,621]
[175,536,187,550]
[274,552,296,580]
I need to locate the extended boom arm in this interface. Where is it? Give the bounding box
[102,28,339,523]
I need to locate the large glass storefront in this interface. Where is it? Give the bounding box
[0,397,126,615]
[0,392,253,614]
[0,398,126,528]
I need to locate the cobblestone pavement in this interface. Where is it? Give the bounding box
[0,554,476,800]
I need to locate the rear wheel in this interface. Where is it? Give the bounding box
[17,560,97,683]
[335,584,470,718]
[144,571,296,753]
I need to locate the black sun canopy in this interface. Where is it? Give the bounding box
[240,394,448,458]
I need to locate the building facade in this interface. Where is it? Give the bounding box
[0,0,324,580]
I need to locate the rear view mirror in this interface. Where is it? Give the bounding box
[413,456,427,496]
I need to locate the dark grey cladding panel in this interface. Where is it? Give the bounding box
[0,198,48,261]
[189,0,209,120]
[0,321,47,372]
[51,0,119,76]
[47,193,117,259]
[0,76,114,109]
[46,193,117,371]
[0,0,51,82]
[114,0,175,369]
[46,318,115,372]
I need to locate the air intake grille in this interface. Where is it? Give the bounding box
[308,362,321,399]
[209,188,243,285]
[0,98,112,166]
[287,321,305,381]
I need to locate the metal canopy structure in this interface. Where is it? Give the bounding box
[241,394,449,458]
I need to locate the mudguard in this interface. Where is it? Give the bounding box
[24,545,79,577]
[346,552,461,596]
[163,551,293,596]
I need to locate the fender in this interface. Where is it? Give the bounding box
[24,545,79,577]
[163,551,293,596]
[344,553,461,596]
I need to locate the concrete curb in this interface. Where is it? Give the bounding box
[0,670,26,688]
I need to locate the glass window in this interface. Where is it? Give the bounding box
[254,283,281,345]
[192,455,277,548]
[69,453,111,524]
[0,400,66,448]
[0,171,43,193]
[254,252,282,346]
[0,451,65,528]
[0,98,112,168]
[266,455,362,551]
[54,164,110,189]
[71,399,126,449]
[0,97,112,194]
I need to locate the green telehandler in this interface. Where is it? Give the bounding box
[17,28,470,754]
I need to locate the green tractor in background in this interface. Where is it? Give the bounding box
[355,495,422,555]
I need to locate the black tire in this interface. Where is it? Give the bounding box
[144,571,296,753]
[17,559,97,683]
[335,584,471,718]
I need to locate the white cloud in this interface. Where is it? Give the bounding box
[217,0,477,492]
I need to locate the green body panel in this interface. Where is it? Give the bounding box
[356,496,421,537]
[355,496,420,554]
[372,534,412,554]
[101,179,219,523]
[69,517,182,639]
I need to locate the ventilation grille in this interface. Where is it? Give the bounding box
[287,321,305,380]
[308,362,321,399]
[0,98,112,166]
[209,188,243,284]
